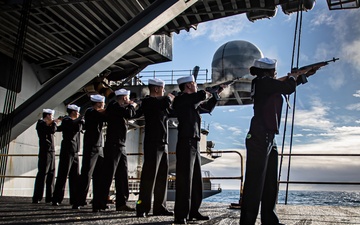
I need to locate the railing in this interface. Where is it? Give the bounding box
[135,69,211,85]
[127,150,244,204]
[0,150,244,205]
[278,153,360,204]
[166,179,221,191]
[2,152,358,207]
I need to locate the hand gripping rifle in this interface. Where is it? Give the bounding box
[292,57,339,84]
[205,77,241,93]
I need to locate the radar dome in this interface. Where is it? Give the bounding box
[211,40,263,82]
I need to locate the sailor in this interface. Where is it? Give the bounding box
[98,88,137,212]
[172,75,223,224]
[52,104,83,206]
[72,94,107,210]
[135,78,175,217]
[32,109,61,204]
[240,57,317,225]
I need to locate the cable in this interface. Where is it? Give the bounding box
[0,0,32,195]
[278,0,304,205]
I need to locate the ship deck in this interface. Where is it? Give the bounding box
[0,196,359,224]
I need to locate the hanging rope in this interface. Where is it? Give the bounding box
[0,0,32,195]
[278,0,304,205]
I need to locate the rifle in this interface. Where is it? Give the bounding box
[205,77,241,93]
[292,57,339,84]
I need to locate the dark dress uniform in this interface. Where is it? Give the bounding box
[136,95,172,215]
[240,76,296,225]
[52,115,83,205]
[32,119,58,203]
[74,107,107,209]
[99,100,136,210]
[172,90,218,221]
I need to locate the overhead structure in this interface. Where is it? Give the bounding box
[327,0,359,9]
[281,0,316,14]
[0,0,359,144]
[4,0,200,141]
[0,0,327,87]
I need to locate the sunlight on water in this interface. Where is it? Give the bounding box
[203,190,360,206]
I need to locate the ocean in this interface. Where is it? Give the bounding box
[203,189,360,207]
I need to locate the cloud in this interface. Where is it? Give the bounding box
[202,149,245,173]
[222,108,238,113]
[203,108,360,191]
[346,90,360,111]
[353,90,360,98]
[331,10,360,73]
[326,69,346,90]
[346,103,360,111]
[341,39,360,73]
[288,124,360,156]
[185,15,249,42]
[301,128,312,132]
[293,97,333,130]
[196,7,360,191]
[212,122,225,131]
[310,9,336,27]
[310,44,346,90]
[308,9,360,88]
[227,126,242,136]
[186,24,208,39]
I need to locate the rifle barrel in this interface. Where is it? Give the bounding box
[326,57,339,63]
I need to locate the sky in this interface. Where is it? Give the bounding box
[147,1,360,192]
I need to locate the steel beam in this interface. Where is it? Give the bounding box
[9,0,199,141]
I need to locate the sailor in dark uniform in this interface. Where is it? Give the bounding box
[172,75,222,224]
[240,57,317,225]
[136,78,175,217]
[72,94,107,210]
[32,109,61,204]
[52,104,83,206]
[99,89,137,212]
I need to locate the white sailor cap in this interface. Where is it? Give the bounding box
[251,57,277,69]
[67,104,81,112]
[177,75,195,85]
[90,94,105,103]
[148,78,165,87]
[43,109,55,115]
[115,88,130,96]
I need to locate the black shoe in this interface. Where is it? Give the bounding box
[32,200,40,204]
[80,201,88,206]
[153,209,174,216]
[173,218,187,224]
[136,211,148,217]
[116,204,135,211]
[52,202,60,206]
[92,207,108,213]
[262,224,286,225]
[189,213,210,221]
[72,205,80,210]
